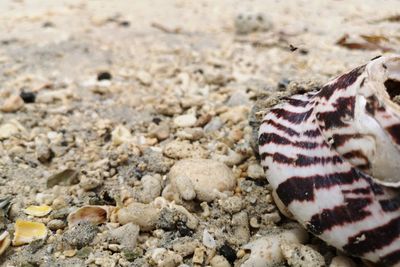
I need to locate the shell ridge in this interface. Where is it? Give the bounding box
[259,55,400,265]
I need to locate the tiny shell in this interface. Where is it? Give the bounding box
[12,220,47,246]
[67,205,114,226]
[0,231,11,255]
[24,205,52,217]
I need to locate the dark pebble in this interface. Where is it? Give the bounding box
[277,78,290,90]
[119,21,130,27]
[299,48,309,55]
[97,71,112,81]
[42,21,55,28]
[152,117,162,124]
[253,178,269,187]
[176,221,193,237]
[218,244,237,263]
[289,44,298,52]
[103,129,112,142]
[20,91,36,103]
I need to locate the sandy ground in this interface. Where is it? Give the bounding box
[0,0,400,266]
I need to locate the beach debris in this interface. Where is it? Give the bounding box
[46,169,79,188]
[23,205,52,217]
[168,159,236,202]
[0,231,11,255]
[67,205,113,226]
[12,220,47,246]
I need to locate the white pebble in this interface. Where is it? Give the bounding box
[0,121,23,140]
[173,114,197,128]
[280,242,325,267]
[168,159,236,202]
[210,255,231,267]
[329,256,357,267]
[139,174,162,203]
[117,202,159,231]
[202,229,216,249]
[234,12,272,34]
[136,70,152,85]
[241,224,308,267]
[111,125,132,146]
[247,164,265,179]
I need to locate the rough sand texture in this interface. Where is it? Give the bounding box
[0,0,400,266]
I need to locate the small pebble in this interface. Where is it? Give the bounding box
[36,144,54,164]
[220,106,249,124]
[232,211,250,245]
[241,224,308,267]
[172,237,200,257]
[168,159,236,202]
[117,202,159,231]
[111,125,133,146]
[47,219,66,231]
[136,70,152,85]
[108,223,140,250]
[220,196,243,214]
[36,89,72,103]
[176,127,204,141]
[192,247,205,264]
[226,91,249,106]
[173,114,197,128]
[329,256,357,267]
[247,164,265,179]
[218,244,237,263]
[80,176,102,191]
[63,221,98,248]
[63,249,77,257]
[0,95,24,112]
[163,140,208,159]
[138,174,162,204]
[151,248,183,267]
[280,242,325,267]
[0,120,24,140]
[119,21,130,27]
[19,91,36,103]
[210,255,231,267]
[204,117,223,132]
[97,71,112,81]
[234,12,272,34]
[202,229,216,249]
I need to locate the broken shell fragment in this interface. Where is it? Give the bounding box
[23,205,52,217]
[0,231,11,255]
[12,220,47,246]
[67,205,114,226]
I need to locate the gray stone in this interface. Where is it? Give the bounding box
[63,221,98,248]
[109,223,140,250]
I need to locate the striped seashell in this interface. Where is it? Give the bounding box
[259,55,400,266]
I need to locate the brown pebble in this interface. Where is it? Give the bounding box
[0,95,24,112]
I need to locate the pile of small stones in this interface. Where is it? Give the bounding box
[0,3,386,266]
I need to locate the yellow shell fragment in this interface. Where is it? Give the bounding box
[12,220,47,246]
[0,231,11,255]
[23,205,52,217]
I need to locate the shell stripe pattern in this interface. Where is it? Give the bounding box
[259,56,400,266]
